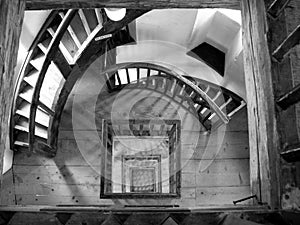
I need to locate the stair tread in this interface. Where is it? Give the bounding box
[37,43,48,54]
[14,141,29,147]
[15,105,50,127]
[23,70,39,87]
[14,124,48,139]
[19,88,34,103]
[30,55,46,71]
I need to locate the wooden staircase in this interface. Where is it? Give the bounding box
[106,63,246,130]
[11,8,246,156]
[11,9,106,155]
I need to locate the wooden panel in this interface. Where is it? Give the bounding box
[13,165,100,185]
[196,186,252,205]
[15,183,100,197]
[14,139,101,166]
[183,159,249,173]
[0,170,16,205]
[25,0,241,10]
[196,172,250,187]
[241,0,280,208]
[15,195,113,205]
[0,0,25,180]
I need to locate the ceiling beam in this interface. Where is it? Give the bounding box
[25,0,241,10]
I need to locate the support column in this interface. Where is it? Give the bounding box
[0,0,25,183]
[241,0,280,208]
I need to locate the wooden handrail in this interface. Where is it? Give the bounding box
[115,62,230,124]
[28,9,77,152]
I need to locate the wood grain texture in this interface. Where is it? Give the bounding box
[241,0,280,208]
[273,25,300,62]
[0,0,25,182]
[10,90,250,206]
[0,170,16,205]
[25,0,241,10]
[277,83,300,110]
[267,0,291,18]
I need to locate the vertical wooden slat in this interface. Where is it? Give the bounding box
[241,0,280,208]
[78,9,91,35]
[0,0,25,178]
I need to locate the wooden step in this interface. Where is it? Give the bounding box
[30,54,45,71]
[19,88,34,103]
[82,9,98,31]
[59,12,82,48]
[37,44,47,54]
[23,70,39,87]
[47,27,73,63]
[14,141,29,147]
[78,9,91,35]
[14,124,48,140]
[15,104,50,127]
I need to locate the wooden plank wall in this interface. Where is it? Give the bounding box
[4,78,251,207]
[268,0,300,209]
[0,0,25,186]
[241,0,280,207]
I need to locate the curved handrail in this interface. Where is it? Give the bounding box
[107,62,230,123]
[10,11,58,149]
[28,9,77,152]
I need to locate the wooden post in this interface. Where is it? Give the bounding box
[0,0,25,182]
[241,0,280,208]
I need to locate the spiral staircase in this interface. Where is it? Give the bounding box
[10,8,246,156]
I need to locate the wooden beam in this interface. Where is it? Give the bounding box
[241,0,280,208]
[267,0,291,19]
[277,83,300,110]
[281,143,300,162]
[0,0,25,178]
[273,25,300,62]
[25,0,241,10]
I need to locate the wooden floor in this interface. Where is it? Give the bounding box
[1,77,251,206]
